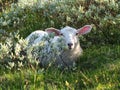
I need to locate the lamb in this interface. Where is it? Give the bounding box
[25,30,48,45]
[26,25,92,68]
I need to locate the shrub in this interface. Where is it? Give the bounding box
[0,32,29,69]
[0,0,18,12]
[0,0,120,46]
[0,32,67,69]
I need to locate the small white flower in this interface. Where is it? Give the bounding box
[8,62,15,68]
[15,43,21,56]
[2,21,7,26]
[18,62,23,67]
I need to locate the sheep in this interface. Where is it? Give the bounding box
[25,30,48,45]
[25,28,59,45]
[26,25,92,68]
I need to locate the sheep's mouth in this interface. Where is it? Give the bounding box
[68,46,72,50]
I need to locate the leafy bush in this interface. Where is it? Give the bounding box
[0,32,29,69]
[26,33,68,68]
[0,0,18,12]
[0,0,120,46]
[0,32,68,69]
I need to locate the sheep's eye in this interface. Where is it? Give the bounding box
[76,33,78,35]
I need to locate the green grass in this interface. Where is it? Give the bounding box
[0,0,120,89]
[0,45,120,90]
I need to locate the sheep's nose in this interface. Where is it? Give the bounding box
[68,43,73,49]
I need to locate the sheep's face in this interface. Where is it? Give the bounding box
[46,25,92,50]
[60,26,78,49]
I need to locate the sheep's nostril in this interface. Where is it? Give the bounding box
[68,43,73,46]
[68,43,73,49]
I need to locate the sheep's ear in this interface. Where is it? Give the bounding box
[45,28,60,36]
[77,25,92,35]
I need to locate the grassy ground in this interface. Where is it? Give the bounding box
[0,0,120,89]
[0,45,120,90]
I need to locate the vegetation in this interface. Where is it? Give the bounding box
[0,0,120,89]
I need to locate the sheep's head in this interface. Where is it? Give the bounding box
[46,25,92,50]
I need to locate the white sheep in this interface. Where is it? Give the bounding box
[26,25,92,68]
[25,30,48,45]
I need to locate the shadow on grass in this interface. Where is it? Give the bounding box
[77,45,120,71]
